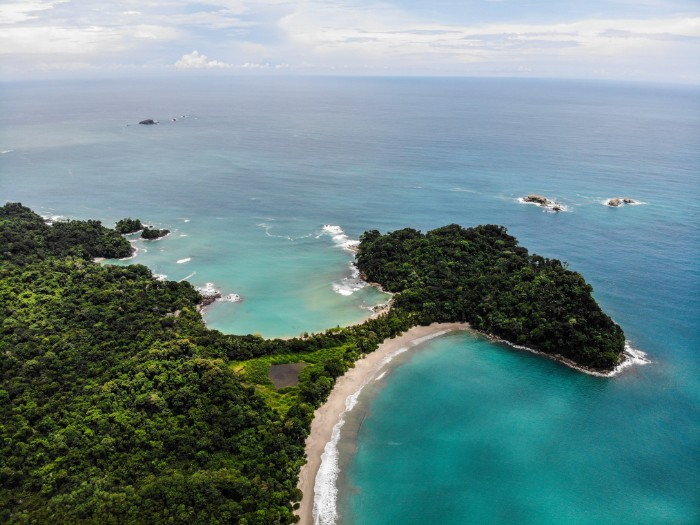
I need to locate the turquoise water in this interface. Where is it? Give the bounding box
[338,332,698,524]
[1,77,698,523]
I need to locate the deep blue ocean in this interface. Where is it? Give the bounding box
[1,76,698,524]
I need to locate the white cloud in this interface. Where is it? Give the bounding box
[0,0,68,24]
[278,7,700,78]
[153,10,254,29]
[0,24,180,54]
[174,50,232,68]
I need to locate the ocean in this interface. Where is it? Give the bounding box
[1,76,698,524]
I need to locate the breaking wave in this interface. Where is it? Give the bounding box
[194,282,242,302]
[332,262,367,296]
[320,225,359,251]
[495,337,649,377]
[313,346,409,525]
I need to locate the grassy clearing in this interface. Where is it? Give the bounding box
[231,344,355,414]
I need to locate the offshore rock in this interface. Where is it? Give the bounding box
[623,198,635,204]
[608,198,622,207]
[200,294,222,307]
[139,119,157,125]
[525,194,549,205]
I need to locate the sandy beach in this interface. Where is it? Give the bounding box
[295,322,470,525]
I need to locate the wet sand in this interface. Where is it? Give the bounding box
[295,322,470,525]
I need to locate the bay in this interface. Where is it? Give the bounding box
[1,76,698,523]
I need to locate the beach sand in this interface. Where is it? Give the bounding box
[295,322,470,525]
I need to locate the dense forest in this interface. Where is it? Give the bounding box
[0,204,132,263]
[141,227,170,240]
[356,224,625,368]
[115,218,143,235]
[0,203,414,524]
[0,204,624,523]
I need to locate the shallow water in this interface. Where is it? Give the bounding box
[1,76,698,523]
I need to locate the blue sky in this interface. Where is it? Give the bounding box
[1,0,698,82]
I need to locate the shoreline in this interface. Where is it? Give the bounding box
[295,321,647,525]
[295,322,470,525]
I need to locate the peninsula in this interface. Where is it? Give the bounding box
[0,203,625,524]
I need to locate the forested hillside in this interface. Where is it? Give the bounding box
[0,205,624,523]
[356,224,625,369]
[0,203,132,263]
[0,203,413,524]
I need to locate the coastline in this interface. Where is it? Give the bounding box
[295,321,647,525]
[295,322,470,525]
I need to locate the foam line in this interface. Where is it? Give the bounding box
[258,222,313,241]
[313,346,408,525]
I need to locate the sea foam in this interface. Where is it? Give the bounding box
[495,337,649,377]
[119,246,140,260]
[313,346,409,525]
[321,224,360,251]
[195,282,219,296]
[517,197,571,212]
[259,222,313,241]
[178,271,196,282]
[321,225,365,296]
[177,257,191,264]
[193,282,241,302]
[332,262,367,296]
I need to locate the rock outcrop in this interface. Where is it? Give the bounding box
[608,198,622,207]
[525,194,549,205]
[623,198,635,204]
[523,194,563,211]
[139,119,157,125]
[200,294,221,307]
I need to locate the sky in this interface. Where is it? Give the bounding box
[0,0,699,82]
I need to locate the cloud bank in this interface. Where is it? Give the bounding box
[0,0,698,82]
